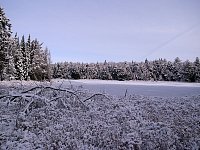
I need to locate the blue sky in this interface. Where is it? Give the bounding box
[1,0,200,63]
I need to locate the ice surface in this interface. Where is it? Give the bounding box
[54,79,200,97]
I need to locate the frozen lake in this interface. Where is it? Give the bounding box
[55,79,200,97]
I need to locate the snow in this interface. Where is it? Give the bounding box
[53,79,200,97]
[71,79,200,87]
[0,80,200,149]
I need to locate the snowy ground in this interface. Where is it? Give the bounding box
[0,80,200,149]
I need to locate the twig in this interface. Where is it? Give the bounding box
[0,95,20,100]
[49,96,62,102]
[21,86,43,93]
[22,94,49,113]
[83,93,111,102]
[44,86,67,92]
[0,95,9,99]
[23,98,34,113]
[124,89,128,97]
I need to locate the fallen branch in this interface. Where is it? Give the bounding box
[1,85,89,111]
[0,93,48,104]
[24,86,89,110]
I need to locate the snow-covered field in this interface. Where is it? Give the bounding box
[0,80,200,149]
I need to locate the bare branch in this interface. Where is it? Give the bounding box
[21,86,43,93]
[124,89,128,97]
[22,98,34,114]
[49,96,62,102]
[23,86,88,109]
[0,95,21,100]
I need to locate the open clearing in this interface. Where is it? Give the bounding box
[0,80,200,149]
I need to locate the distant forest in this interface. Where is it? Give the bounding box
[53,57,200,82]
[1,7,200,82]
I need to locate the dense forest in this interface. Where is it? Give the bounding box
[1,7,200,82]
[0,7,51,81]
[52,57,200,82]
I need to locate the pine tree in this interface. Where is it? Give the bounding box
[20,35,29,80]
[31,39,44,80]
[0,7,12,80]
[194,57,200,82]
[26,34,31,80]
[0,7,52,81]
[14,35,24,80]
[173,57,182,81]
[43,47,51,81]
[183,60,195,82]
[29,39,36,79]
[6,36,16,79]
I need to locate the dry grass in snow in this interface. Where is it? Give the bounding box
[0,81,200,150]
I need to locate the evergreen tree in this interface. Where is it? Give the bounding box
[43,47,51,81]
[6,36,16,79]
[26,34,31,80]
[14,35,24,80]
[194,57,200,82]
[0,7,52,81]
[31,39,41,80]
[173,57,182,81]
[20,35,29,80]
[0,7,12,80]
[29,39,36,79]
[31,39,48,81]
[183,60,195,82]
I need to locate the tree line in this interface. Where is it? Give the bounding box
[0,7,51,81]
[52,57,200,82]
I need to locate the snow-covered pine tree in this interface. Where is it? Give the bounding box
[0,7,12,80]
[26,34,31,80]
[173,57,182,81]
[144,59,152,81]
[20,35,29,80]
[43,47,51,81]
[183,60,195,82]
[5,36,17,80]
[0,6,51,81]
[194,57,200,82]
[31,39,44,80]
[14,34,24,80]
[29,39,51,81]
[28,38,36,79]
